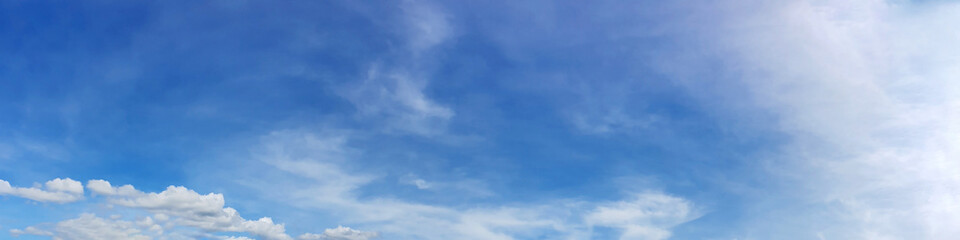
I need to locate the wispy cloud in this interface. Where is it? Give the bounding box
[665,0,960,238]
[298,226,379,240]
[400,0,453,53]
[224,130,699,239]
[338,0,456,137]
[340,67,454,136]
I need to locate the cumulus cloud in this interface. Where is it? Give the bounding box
[85,179,139,196]
[6,179,372,240]
[103,183,296,240]
[0,178,84,203]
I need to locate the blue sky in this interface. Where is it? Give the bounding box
[2,0,960,239]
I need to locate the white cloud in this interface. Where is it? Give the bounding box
[586,193,698,240]
[232,130,699,240]
[9,226,53,237]
[338,1,456,137]
[50,213,155,240]
[3,131,696,240]
[0,178,84,203]
[401,0,452,52]
[341,67,454,136]
[7,179,361,240]
[104,185,296,240]
[666,0,960,238]
[86,179,138,196]
[400,174,431,190]
[399,174,494,197]
[44,178,84,195]
[220,237,256,240]
[297,226,379,240]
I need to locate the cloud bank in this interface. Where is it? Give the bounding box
[4,168,697,240]
[207,130,701,240]
[661,0,960,238]
[3,178,378,240]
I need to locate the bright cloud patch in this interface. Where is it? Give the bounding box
[297,226,380,240]
[220,131,701,240]
[10,0,957,239]
[49,213,156,240]
[675,0,960,238]
[0,178,84,203]
[4,178,373,240]
[586,193,699,240]
[4,175,697,240]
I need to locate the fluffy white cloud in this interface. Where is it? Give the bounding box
[103,184,296,240]
[0,178,84,203]
[8,179,364,240]
[44,178,84,194]
[86,179,138,196]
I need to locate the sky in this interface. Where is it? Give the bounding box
[1,0,959,239]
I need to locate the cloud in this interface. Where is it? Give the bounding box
[661,0,960,238]
[586,193,699,240]
[220,237,256,240]
[400,174,432,190]
[401,0,453,52]
[9,226,53,237]
[0,178,84,203]
[569,109,656,135]
[338,1,456,137]
[47,213,156,240]
[5,178,376,240]
[229,130,699,240]
[103,183,295,240]
[86,179,138,196]
[399,174,494,198]
[297,226,380,240]
[0,139,72,163]
[43,178,84,195]
[340,67,454,136]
